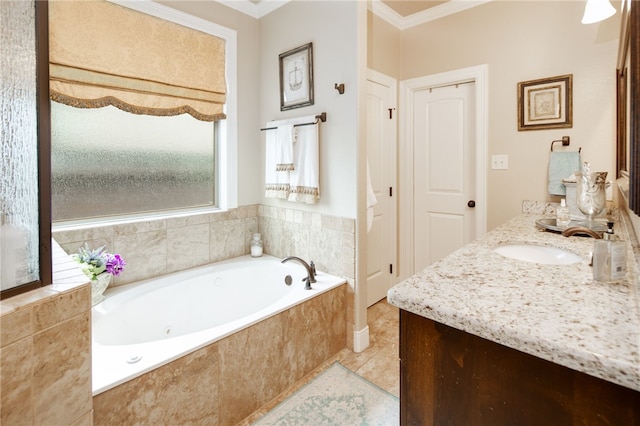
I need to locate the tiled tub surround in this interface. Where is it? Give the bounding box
[93,283,347,425]
[45,204,355,424]
[92,255,346,394]
[53,203,358,349]
[0,242,92,425]
[388,213,640,392]
[52,205,261,286]
[258,204,356,283]
[52,204,356,290]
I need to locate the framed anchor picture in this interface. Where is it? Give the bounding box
[279,42,314,111]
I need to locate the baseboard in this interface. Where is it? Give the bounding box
[353,326,370,353]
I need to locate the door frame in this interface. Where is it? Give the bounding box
[398,64,488,281]
[366,68,398,306]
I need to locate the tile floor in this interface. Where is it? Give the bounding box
[239,298,400,425]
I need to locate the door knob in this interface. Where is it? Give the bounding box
[467,200,476,208]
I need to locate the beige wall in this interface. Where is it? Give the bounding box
[258,0,365,337]
[367,11,402,80]
[258,1,359,219]
[370,1,620,230]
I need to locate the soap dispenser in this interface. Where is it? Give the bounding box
[593,222,627,283]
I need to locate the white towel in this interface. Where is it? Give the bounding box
[276,123,295,172]
[288,115,320,204]
[366,160,377,233]
[265,121,290,199]
[548,151,581,196]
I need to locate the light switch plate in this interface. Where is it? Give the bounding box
[491,154,509,170]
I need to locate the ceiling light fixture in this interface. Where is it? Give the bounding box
[581,0,616,24]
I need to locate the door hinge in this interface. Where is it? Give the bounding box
[388,108,395,119]
[389,264,393,274]
[389,187,393,197]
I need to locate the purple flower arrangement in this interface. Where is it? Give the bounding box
[72,243,126,281]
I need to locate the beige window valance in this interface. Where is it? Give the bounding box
[49,0,226,122]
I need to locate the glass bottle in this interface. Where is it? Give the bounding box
[556,198,570,228]
[251,233,263,257]
[593,222,627,283]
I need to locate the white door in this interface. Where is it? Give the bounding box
[413,82,476,272]
[366,70,397,307]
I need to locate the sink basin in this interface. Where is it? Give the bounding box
[493,244,581,265]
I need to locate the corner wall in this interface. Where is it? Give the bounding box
[257,0,364,347]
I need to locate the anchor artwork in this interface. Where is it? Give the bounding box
[279,42,314,110]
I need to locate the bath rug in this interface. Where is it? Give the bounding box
[252,362,399,426]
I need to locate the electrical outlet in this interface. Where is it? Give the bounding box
[491,155,509,170]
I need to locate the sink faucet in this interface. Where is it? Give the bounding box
[281,256,316,290]
[561,227,602,239]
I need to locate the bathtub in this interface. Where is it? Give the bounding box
[91,254,345,395]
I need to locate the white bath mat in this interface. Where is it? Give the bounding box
[252,362,399,426]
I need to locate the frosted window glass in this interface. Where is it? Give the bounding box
[0,0,40,289]
[51,103,216,221]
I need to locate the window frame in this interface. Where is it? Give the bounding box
[51,0,238,229]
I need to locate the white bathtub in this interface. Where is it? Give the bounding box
[92,255,345,394]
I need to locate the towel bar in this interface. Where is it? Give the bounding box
[260,112,326,131]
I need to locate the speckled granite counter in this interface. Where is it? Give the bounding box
[387,213,640,392]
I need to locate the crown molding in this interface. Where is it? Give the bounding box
[216,0,289,19]
[370,0,493,30]
[215,0,492,26]
[369,0,405,28]
[257,0,290,17]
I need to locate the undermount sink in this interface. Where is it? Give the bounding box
[493,244,582,265]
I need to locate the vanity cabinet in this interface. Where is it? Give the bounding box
[399,310,640,426]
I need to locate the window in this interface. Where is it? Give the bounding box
[51,103,217,222]
[49,0,238,224]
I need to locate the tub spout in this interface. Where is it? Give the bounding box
[281,256,316,289]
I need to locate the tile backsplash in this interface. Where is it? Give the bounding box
[258,205,355,282]
[52,204,355,289]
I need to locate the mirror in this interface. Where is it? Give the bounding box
[617,0,640,215]
[616,0,629,176]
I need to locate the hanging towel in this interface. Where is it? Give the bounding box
[276,123,295,172]
[548,151,581,196]
[265,120,290,199]
[367,160,377,233]
[288,115,320,204]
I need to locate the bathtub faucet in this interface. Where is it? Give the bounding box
[281,256,316,290]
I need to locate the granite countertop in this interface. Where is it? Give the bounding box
[387,213,640,392]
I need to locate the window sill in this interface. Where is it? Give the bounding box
[52,206,224,232]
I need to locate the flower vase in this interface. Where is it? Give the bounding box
[91,273,111,306]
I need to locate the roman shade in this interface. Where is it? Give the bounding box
[49,0,226,122]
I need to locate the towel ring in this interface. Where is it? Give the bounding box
[550,136,570,151]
